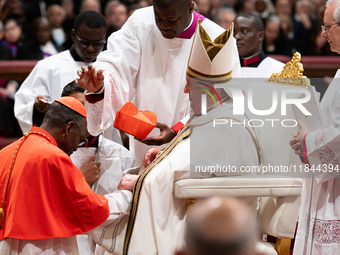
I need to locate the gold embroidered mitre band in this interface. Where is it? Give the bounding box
[186,19,233,83]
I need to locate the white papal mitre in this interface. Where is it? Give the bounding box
[186,19,234,83]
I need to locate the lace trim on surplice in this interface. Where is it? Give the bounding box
[313,131,340,165]
[297,214,340,244]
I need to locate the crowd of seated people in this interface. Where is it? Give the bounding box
[0,0,335,60]
[0,0,336,139]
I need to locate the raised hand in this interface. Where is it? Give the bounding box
[76,65,105,92]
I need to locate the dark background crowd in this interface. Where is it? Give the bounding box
[0,0,335,138]
[0,0,334,61]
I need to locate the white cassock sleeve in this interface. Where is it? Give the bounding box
[89,190,132,253]
[85,12,140,136]
[305,126,340,182]
[14,51,84,133]
[14,61,50,133]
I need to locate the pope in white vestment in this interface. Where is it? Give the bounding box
[82,5,241,165]
[116,18,260,255]
[123,115,259,255]
[293,70,340,254]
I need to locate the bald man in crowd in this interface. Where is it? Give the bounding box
[175,196,264,255]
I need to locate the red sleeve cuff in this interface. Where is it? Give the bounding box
[171,121,185,134]
[301,133,310,166]
[85,93,104,104]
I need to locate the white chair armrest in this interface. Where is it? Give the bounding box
[173,176,303,199]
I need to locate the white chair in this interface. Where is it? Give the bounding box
[174,176,302,255]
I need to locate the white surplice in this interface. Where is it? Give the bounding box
[71,135,134,255]
[293,70,340,254]
[122,99,260,255]
[13,51,122,144]
[0,190,132,255]
[71,135,134,195]
[14,50,86,133]
[85,6,241,165]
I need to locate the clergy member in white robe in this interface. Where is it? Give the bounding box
[291,1,340,253]
[14,11,121,144]
[71,134,134,194]
[293,70,340,254]
[71,134,134,255]
[14,49,87,133]
[14,11,108,134]
[233,13,284,78]
[79,2,241,165]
